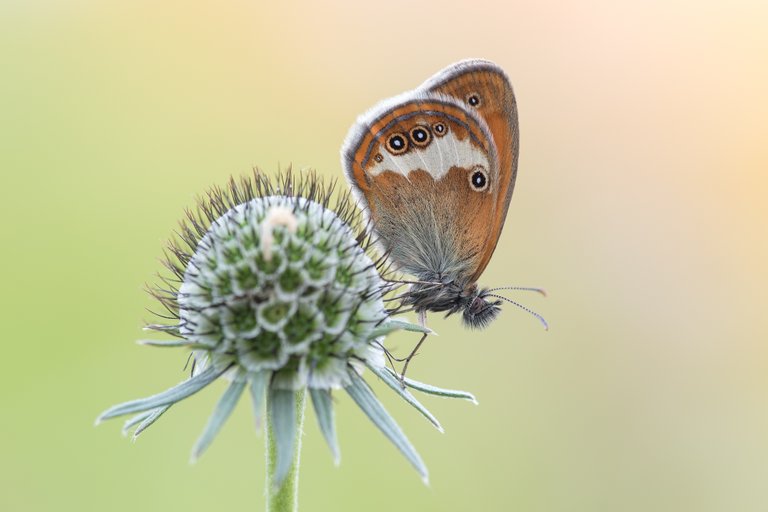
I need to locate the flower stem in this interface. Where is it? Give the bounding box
[266,388,306,512]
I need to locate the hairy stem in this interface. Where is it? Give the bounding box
[266,389,306,512]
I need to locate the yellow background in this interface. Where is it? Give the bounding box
[2,1,767,510]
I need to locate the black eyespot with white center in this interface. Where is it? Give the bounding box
[432,122,448,137]
[469,167,489,192]
[385,133,409,155]
[409,125,431,147]
[466,93,482,107]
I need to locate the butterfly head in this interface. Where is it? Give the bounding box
[403,279,502,330]
[402,279,548,331]
[461,288,502,329]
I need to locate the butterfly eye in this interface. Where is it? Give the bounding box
[432,122,448,137]
[466,93,482,107]
[469,167,489,192]
[409,125,432,147]
[386,133,409,155]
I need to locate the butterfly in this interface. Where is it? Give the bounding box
[342,59,546,333]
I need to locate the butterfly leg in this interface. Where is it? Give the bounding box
[399,310,429,386]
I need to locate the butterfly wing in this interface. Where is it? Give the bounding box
[342,88,499,285]
[418,59,519,283]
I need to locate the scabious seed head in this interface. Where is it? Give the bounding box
[157,171,387,389]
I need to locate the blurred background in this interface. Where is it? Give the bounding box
[1,0,767,510]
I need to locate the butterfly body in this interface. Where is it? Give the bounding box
[342,60,519,329]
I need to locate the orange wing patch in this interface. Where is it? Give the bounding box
[422,62,519,282]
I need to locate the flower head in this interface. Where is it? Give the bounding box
[97,170,476,489]
[171,180,386,389]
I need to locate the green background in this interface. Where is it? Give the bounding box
[2,1,767,510]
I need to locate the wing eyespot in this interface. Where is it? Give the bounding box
[466,92,482,107]
[385,133,409,155]
[469,166,489,192]
[432,122,448,137]
[409,125,432,148]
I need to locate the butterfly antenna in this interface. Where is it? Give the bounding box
[487,286,547,297]
[486,293,549,330]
